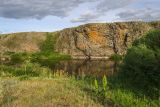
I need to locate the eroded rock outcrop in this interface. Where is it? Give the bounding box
[55,21,160,58]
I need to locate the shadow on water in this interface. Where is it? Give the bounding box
[46,59,119,78]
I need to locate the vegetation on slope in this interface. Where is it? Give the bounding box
[3,32,71,65]
[0,32,46,52]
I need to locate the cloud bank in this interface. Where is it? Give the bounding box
[0,0,159,22]
[0,0,96,19]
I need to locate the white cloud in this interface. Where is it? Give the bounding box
[117,8,160,21]
[70,0,137,23]
[96,0,136,13]
[71,11,99,23]
[71,0,160,23]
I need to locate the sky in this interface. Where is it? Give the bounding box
[0,0,159,34]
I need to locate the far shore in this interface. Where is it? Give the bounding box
[72,56,110,60]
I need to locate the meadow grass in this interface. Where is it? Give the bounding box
[0,77,103,107]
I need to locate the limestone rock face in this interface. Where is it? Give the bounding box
[55,22,160,58]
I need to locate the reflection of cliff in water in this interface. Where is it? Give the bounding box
[52,60,118,78]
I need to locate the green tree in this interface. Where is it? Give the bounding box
[40,33,56,53]
[120,30,160,99]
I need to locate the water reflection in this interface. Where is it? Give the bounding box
[50,60,118,78]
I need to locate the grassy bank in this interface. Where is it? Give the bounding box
[0,62,159,107]
[0,77,103,107]
[0,62,101,107]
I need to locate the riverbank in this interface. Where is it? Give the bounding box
[72,56,110,60]
[0,51,159,107]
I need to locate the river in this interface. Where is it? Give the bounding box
[48,60,118,78]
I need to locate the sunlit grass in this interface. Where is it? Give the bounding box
[0,77,102,107]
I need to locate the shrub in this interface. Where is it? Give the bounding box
[134,30,160,50]
[0,62,53,78]
[110,54,123,62]
[120,30,160,99]
[10,52,28,64]
[40,33,56,52]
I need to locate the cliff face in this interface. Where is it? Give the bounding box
[55,21,160,58]
[0,21,160,58]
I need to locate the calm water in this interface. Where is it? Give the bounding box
[50,60,118,77]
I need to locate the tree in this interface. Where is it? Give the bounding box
[40,33,55,53]
[120,30,160,99]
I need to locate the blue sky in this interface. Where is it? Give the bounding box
[0,0,159,34]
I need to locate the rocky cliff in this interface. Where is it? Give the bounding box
[55,21,160,59]
[0,21,160,59]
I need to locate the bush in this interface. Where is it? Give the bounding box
[120,30,160,99]
[134,30,160,50]
[10,52,29,64]
[110,54,123,62]
[0,62,53,78]
[40,33,56,52]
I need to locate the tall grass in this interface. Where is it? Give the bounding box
[0,61,53,79]
[75,74,159,107]
[0,77,103,107]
